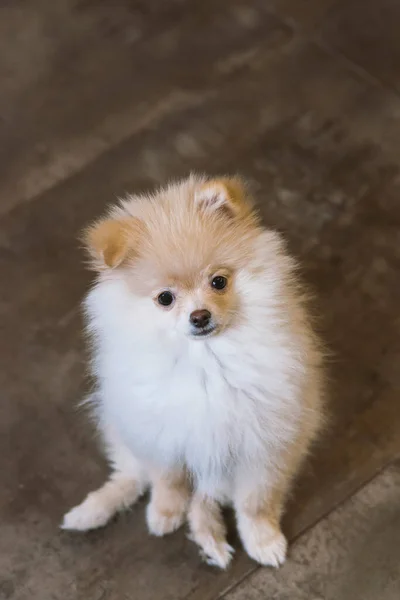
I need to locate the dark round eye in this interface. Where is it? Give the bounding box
[157,291,175,306]
[211,276,228,290]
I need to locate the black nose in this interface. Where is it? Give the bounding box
[190,309,211,329]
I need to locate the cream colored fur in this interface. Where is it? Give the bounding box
[62,174,324,569]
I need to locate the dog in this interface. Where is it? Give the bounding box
[62,174,324,569]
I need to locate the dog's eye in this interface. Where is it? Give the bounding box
[157,291,175,307]
[211,276,228,290]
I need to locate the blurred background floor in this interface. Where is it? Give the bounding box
[1,1,399,599]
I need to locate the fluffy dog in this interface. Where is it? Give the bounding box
[62,175,324,569]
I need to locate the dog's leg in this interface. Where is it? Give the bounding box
[62,472,144,531]
[146,469,190,536]
[62,426,147,531]
[188,493,234,569]
[234,468,293,568]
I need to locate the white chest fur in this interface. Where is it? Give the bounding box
[88,281,305,492]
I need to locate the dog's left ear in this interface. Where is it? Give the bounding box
[195,177,254,218]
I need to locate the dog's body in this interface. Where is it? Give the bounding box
[62,175,324,568]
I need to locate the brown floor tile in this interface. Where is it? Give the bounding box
[225,464,400,600]
[319,0,400,92]
[0,0,291,214]
[271,0,338,31]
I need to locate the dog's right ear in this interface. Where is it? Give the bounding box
[83,216,145,270]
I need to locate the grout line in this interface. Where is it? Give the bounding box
[314,37,400,98]
[4,1,400,229]
[217,567,257,600]
[267,1,400,102]
[5,4,399,227]
[217,457,399,599]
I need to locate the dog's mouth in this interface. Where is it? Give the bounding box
[190,324,218,339]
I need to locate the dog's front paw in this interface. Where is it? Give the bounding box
[146,499,187,537]
[198,537,234,569]
[240,517,287,567]
[61,493,113,532]
[245,530,287,567]
[188,495,233,569]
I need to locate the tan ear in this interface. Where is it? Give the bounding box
[83,216,144,270]
[195,177,253,218]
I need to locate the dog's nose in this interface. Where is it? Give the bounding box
[190,309,211,329]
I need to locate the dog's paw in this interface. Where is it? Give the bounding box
[188,495,233,569]
[245,529,287,567]
[146,501,186,537]
[61,493,113,531]
[199,538,235,569]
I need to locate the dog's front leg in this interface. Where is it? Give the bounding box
[234,467,292,567]
[146,468,190,537]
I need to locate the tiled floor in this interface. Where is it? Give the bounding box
[1,2,399,599]
[226,463,400,600]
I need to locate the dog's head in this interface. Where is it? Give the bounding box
[84,175,270,340]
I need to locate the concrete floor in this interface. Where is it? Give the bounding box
[226,464,400,600]
[1,1,400,599]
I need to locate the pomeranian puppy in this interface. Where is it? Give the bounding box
[62,174,324,569]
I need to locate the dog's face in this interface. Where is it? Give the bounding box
[85,176,261,340]
[148,264,236,339]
